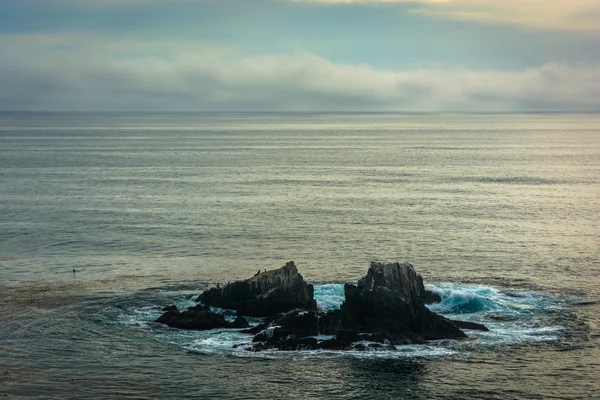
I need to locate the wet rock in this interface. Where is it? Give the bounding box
[338,262,467,344]
[155,308,232,330]
[318,337,353,351]
[450,320,489,332]
[187,304,210,312]
[155,310,179,324]
[487,314,517,321]
[233,316,250,328]
[423,290,442,304]
[161,305,178,312]
[353,343,367,351]
[335,329,361,343]
[248,337,319,352]
[276,337,319,351]
[252,327,294,343]
[364,342,398,351]
[197,261,317,317]
[273,309,319,337]
[317,310,343,335]
[359,332,386,343]
[251,309,320,343]
[240,323,268,334]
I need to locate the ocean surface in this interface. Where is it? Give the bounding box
[0,112,599,399]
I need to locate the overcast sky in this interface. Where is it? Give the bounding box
[1,0,599,111]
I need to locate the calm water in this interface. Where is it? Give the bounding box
[1,112,599,399]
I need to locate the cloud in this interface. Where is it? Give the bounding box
[299,0,600,32]
[11,1,600,32]
[0,35,598,111]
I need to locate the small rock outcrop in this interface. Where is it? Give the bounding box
[338,262,467,344]
[233,316,250,328]
[155,304,233,330]
[450,320,489,332]
[197,261,317,317]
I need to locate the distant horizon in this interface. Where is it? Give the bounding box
[1,110,600,115]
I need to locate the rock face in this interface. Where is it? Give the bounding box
[338,262,467,343]
[197,261,317,317]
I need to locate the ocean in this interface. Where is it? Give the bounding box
[0,112,599,399]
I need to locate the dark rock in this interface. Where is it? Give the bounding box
[317,310,343,335]
[233,316,250,329]
[335,329,360,343]
[487,314,517,321]
[197,261,317,317]
[423,290,442,304]
[251,309,320,342]
[253,327,295,343]
[338,262,467,344]
[273,309,319,337]
[155,310,179,324]
[359,332,386,343]
[161,305,178,312]
[188,304,210,312]
[240,323,268,334]
[155,308,232,331]
[247,336,320,352]
[277,337,319,351]
[318,337,353,351]
[353,343,367,351]
[450,320,489,332]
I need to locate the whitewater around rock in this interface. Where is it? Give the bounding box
[156,261,487,351]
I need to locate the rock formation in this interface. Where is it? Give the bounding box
[243,262,468,351]
[337,262,467,343]
[197,261,317,317]
[156,260,486,351]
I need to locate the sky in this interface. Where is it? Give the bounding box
[0,0,599,112]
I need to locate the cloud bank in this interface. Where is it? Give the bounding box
[1,37,598,112]
[15,0,600,32]
[301,0,600,32]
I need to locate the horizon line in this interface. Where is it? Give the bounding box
[1,110,599,115]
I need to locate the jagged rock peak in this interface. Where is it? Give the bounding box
[340,261,467,342]
[248,261,305,287]
[197,261,317,317]
[359,262,425,301]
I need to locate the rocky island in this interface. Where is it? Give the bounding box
[156,261,487,351]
